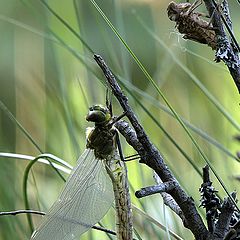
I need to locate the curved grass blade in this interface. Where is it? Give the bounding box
[0,152,72,174]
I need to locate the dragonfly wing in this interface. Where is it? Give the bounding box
[31,149,114,240]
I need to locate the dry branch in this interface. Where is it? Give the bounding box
[94,54,210,240]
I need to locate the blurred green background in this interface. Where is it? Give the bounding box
[0,0,240,239]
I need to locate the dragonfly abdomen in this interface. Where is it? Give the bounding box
[105,154,133,240]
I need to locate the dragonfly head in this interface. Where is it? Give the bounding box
[86,105,111,125]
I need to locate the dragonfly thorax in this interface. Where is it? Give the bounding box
[86,125,115,159]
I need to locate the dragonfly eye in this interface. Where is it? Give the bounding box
[89,104,108,112]
[86,105,111,123]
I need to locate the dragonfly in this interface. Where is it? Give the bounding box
[31,104,133,240]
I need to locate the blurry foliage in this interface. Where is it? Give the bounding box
[0,0,239,239]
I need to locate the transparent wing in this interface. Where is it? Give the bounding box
[31,149,114,240]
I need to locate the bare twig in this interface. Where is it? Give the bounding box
[162,192,185,221]
[200,165,220,233]
[199,167,239,239]
[117,119,185,219]
[94,54,210,240]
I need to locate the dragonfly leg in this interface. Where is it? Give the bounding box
[205,7,220,30]
[124,154,141,162]
[113,111,127,123]
[108,111,128,128]
[115,130,125,162]
[186,0,203,15]
[106,88,113,116]
[116,131,143,162]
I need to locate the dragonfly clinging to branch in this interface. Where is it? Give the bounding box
[31,102,133,240]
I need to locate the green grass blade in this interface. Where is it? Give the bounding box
[126,89,202,177]
[132,205,183,240]
[134,12,240,132]
[39,0,93,54]
[0,101,43,153]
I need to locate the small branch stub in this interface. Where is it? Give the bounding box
[135,181,177,198]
